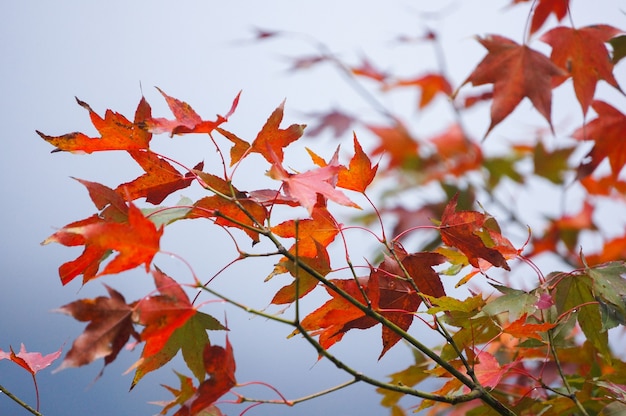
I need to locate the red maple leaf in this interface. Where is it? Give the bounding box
[144,88,240,137]
[461,35,566,135]
[54,285,139,372]
[37,96,152,153]
[513,0,570,35]
[117,150,203,204]
[174,338,236,416]
[574,100,626,179]
[541,25,623,115]
[43,201,163,284]
[439,195,512,270]
[300,248,446,357]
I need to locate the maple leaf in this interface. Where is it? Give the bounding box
[376,250,447,357]
[55,285,139,372]
[337,133,379,193]
[37,96,152,153]
[270,242,331,304]
[300,249,446,357]
[299,277,377,351]
[420,124,483,183]
[574,100,626,179]
[43,202,163,283]
[250,100,306,163]
[144,88,240,137]
[0,344,63,376]
[187,194,268,244]
[351,55,388,82]
[472,350,517,389]
[73,178,129,222]
[155,372,197,415]
[531,201,596,256]
[271,206,341,258]
[367,121,419,169]
[513,0,570,35]
[384,73,452,109]
[268,148,360,215]
[286,54,329,71]
[584,237,626,265]
[552,273,611,363]
[117,150,203,204]
[460,35,566,135]
[532,141,576,184]
[502,314,557,340]
[129,268,226,387]
[174,338,236,416]
[216,101,306,166]
[439,194,512,271]
[0,344,63,411]
[541,25,623,115]
[304,108,355,138]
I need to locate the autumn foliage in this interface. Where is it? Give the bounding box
[4,1,626,415]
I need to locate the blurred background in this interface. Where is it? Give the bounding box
[1,1,623,415]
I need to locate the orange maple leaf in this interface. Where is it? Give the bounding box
[216,101,306,166]
[461,35,566,135]
[37,96,152,154]
[351,55,388,82]
[541,25,623,115]
[368,121,419,168]
[502,314,557,340]
[43,202,163,283]
[337,133,379,193]
[574,100,626,179]
[117,150,203,204]
[384,73,452,109]
[187,195,268,243]
[271,205,341,257]
[531,201,596,256]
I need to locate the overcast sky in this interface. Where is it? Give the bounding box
[1,1,623,415]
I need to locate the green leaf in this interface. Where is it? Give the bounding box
[481,285,538,321]
[422,294,484,315]
[483,156,524,189]
[143,196,194,228]
[533,142,575,184]
[587,261,626,323]
[554,274,611,364]
[610,35,626,64]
